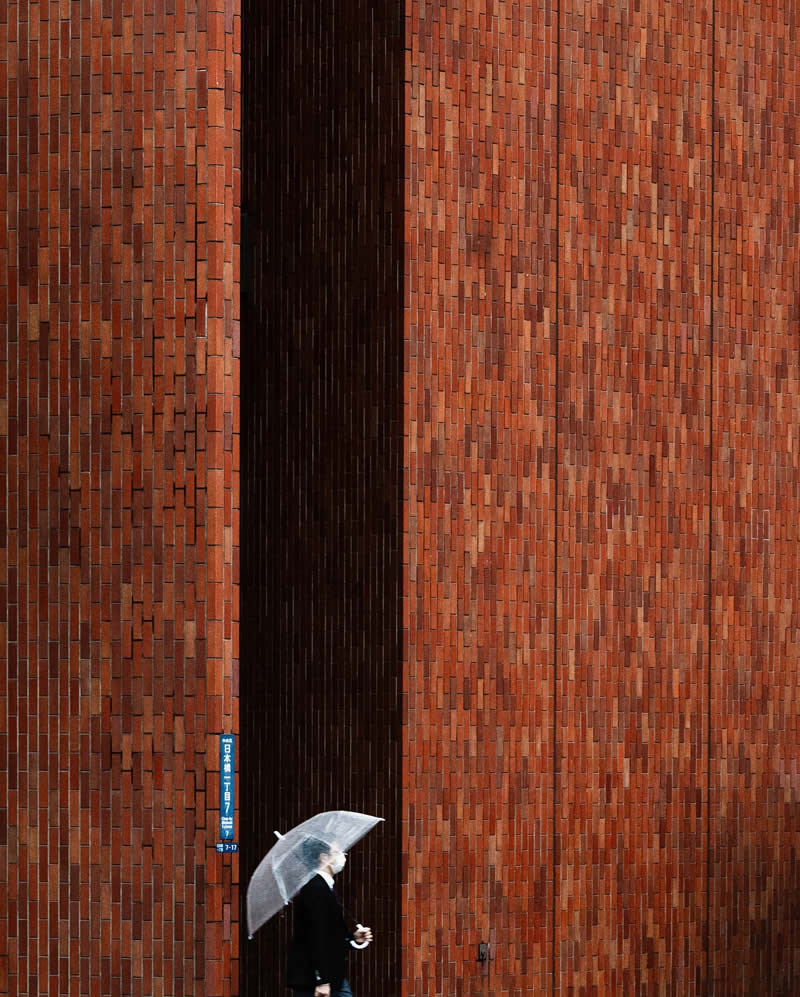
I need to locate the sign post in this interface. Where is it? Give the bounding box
[218,734,237,852]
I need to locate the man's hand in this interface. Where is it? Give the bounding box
[314,985,331,997]
[353,925,373,945]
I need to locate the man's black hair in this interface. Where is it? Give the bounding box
[301,835,332,869]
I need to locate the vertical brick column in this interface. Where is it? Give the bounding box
[201,0,241,989]
[556,0,712,990]
[0,0,240,994]
[711,0,800,990]
[404,3,557,994]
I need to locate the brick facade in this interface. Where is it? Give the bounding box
[3,1,800,996]
[404,2,557,993]
[1,1,240,995]
[402,1,799,993]
[710,1,800,990]
[554,0,711,988]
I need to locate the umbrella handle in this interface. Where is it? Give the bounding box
[350,924,370,950]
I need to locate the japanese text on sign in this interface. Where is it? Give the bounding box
[220,735,235,840]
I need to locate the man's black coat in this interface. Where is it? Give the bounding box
[287,874,352,990]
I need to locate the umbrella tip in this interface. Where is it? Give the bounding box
[274,830,283,839]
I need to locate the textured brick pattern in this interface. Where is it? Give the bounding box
[711,0,800,992]
[5,0,800,995]
[401,1,800,995]
[404,3,557,995]
[239,2,404,996]
[0,1,241,995]
[556,0,712,990]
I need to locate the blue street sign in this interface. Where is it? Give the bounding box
[216,842,239,853]
[220,734,235,840]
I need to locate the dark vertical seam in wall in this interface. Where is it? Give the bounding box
[552,0,561,991]
[706,3,716,992]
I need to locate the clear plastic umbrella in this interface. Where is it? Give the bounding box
[246,810,383,938]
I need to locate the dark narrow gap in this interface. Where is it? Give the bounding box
[240,3,405,995]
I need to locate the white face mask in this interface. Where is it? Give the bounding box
[329,851,346,875]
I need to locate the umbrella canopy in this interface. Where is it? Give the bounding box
[246,810,383,938]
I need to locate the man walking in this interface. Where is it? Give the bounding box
[287,838,373,997]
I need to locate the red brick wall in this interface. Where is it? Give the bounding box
[405,2,557,994]
[711,1,800,991]
[404,1,800,995]
[555,0,711,990]
[0,1,240,995]
[5,0,800,995]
